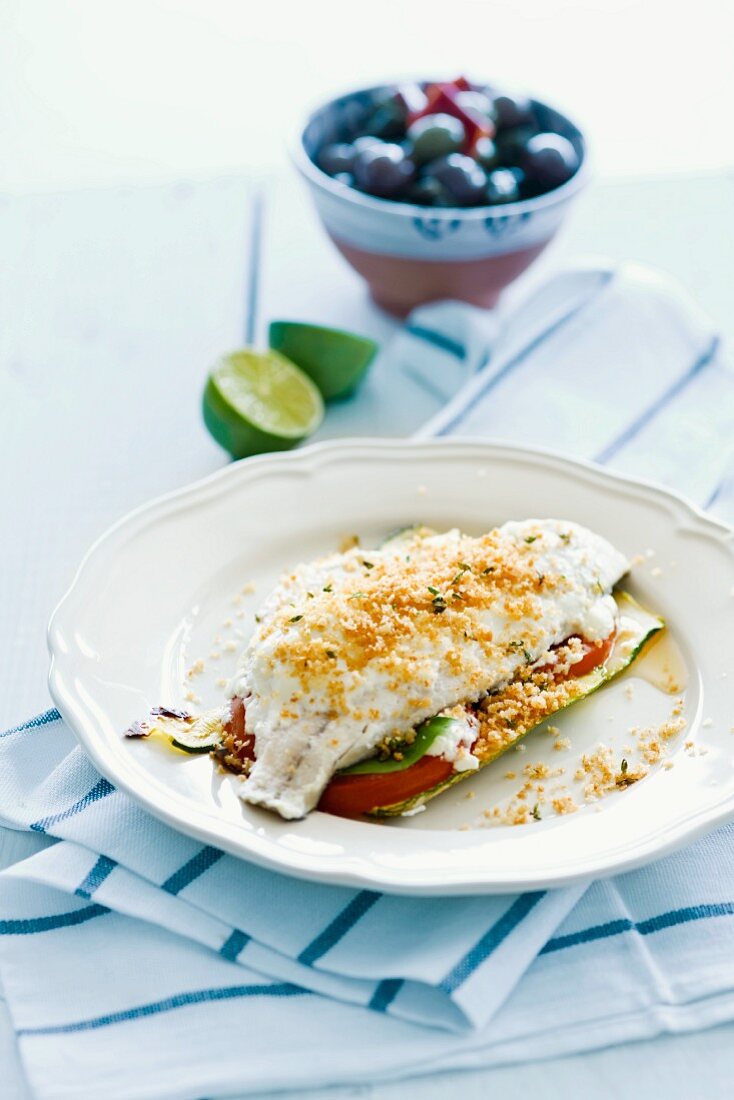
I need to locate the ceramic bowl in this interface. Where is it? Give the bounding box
[293,82,589,315]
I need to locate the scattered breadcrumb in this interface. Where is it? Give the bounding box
[554,737,571,751]
[184,689,201,704]
[216,677,228,688]
[552,796,578,815]
[650,567,662,578]
[223,640,238,653]
[702,717,713,728]
[630,553,646,566]
[575,744,647,799]
[338,534,360,552]
[186,659,205,679]
[504,771,517,780]
[241,581,256,595]
[662,760,674,770]
[625,684,634,699]
[465,790,476,800]
[209,651,221,661]
[524,761,555,780]
[633,711,687,765]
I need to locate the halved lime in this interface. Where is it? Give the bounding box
[203,349,324,459]
[268,321,378,401]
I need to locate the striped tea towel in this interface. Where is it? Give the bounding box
[1,261,734,1100]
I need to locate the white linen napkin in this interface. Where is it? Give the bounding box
[1,261,733,1100]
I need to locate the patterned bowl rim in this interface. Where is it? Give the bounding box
[291,78,591,224]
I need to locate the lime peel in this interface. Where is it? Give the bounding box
[268,320,378,401]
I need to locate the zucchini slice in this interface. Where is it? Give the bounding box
[368,591,663,817]
[146,708,227,754]
[171,711,227,754]
[378,524,437,549]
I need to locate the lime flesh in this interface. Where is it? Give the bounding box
[203,348,324,459]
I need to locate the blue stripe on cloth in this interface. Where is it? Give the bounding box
[30,778,115,833]
[401,363,453,403]
[244,189,263,345]
[705,474,733,510]
[74,856,118,899]
[219,928,251,961]
[706,481,724,508]
[298,890,381,966]
[540,918,633,954]
[0,904,109,935]
[405,324,466,360]
[440,892,546,994]
[541,901,734,955]
[1,708,62,738]
[16,982,308,1037]
[594,334,720,464]
[435,269,614,437]
[368,978,403,1013]
[161,846,224,895]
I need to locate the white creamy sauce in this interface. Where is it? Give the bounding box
[234,520,628,819]
[426,712,480,771]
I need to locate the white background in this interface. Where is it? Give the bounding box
[1,0,733,193]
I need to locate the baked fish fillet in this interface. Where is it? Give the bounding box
[233,520,629,819]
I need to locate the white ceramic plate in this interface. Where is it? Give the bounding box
[48,439,734,895]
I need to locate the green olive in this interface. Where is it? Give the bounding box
[407,113,465,165]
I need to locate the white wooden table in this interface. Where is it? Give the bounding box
[2,171,734,1098]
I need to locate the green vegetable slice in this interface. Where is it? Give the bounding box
[339,715,456,775]
[149,710,226,755]
[378,524,437,549]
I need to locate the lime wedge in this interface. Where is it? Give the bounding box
[203,349,324,459]
[268,321,378,401]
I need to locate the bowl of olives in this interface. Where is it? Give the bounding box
[294,77,588,316]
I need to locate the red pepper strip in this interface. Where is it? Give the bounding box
[408,82,494,150]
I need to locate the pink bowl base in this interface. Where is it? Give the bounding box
[329,234,553,316]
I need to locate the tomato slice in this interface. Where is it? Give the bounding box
[223,696,256,765]
[564,630,616,679]
[317,755,454,819]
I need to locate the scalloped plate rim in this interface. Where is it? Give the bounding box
[47,437,734,895]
